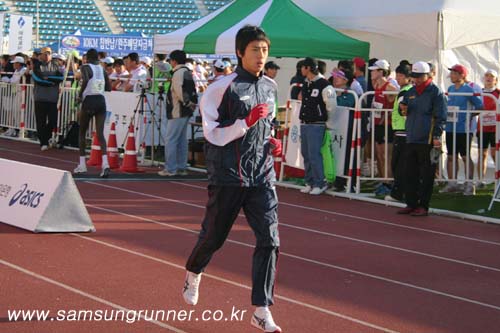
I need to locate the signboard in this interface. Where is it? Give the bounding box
[8,14,33,54]
[60,34,153,57]
[0,158,94,233]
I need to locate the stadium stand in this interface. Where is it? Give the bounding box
[15,0,110,43]
[3,0,231,45]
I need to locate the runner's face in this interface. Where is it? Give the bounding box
[395,73,409,87]
[370,69,382,81]
[449,71,463,84]
[484,73,497,88]
[265,68,278,79]
[238,40,268,76]
[333,76,347,88]
[414,74,428,85]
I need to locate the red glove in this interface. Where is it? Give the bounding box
[245,104,269,127]
[269,137,282,157]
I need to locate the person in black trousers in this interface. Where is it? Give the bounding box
[182,25,282,333]
[398,62,447,216]
[32,47,64,151]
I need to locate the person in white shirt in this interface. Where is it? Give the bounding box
[123,53,147,93]
[8,56,27,84]
[1,56,27,137]
[110,58,129,91]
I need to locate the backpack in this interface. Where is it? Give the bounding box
[57,121,80,148]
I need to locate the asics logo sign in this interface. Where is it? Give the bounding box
[9,183,45,208]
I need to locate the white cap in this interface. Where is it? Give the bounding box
[213,59,227,70]
[101,56,115,65]
[10,56,25,64]
[140,56,152,66]
[411,61,430,77]
[485,68,498,77]
[368,59,390,71]
[53,53,67,61]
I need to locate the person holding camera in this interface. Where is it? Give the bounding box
[398,62,447,216]
[73,49,112,178]
[158,50,197,177]
[123,52,148,93]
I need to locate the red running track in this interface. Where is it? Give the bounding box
[1,138,500,333]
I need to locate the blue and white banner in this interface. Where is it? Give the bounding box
[60,34,153,57]
[8,14,33,54]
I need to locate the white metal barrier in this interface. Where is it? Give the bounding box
[277,84,500,204]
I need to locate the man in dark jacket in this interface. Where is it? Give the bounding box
[299,57,336,195]
[32,47,64,150]
[182,25,282,333]
[398,61,447,216]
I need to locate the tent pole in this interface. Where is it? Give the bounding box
[437,11,445,89]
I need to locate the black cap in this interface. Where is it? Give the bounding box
[302,57,318,70]
[265,61,280,70]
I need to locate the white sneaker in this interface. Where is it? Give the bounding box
[300,185,312,193]
[158,170,177,177]
[177,169,188,176]
[463,182,476,196]
[384,195,399,202]
[250,307,282,333]
[73,164,87,174]
[3,128,14,136]
[182,271,201,305]
[40,145,49,151]
[309,185,328,195]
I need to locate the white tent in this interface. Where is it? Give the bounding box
[294,0,500,87]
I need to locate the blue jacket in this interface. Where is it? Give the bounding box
[200,67,277,187]
[403,82,447,144]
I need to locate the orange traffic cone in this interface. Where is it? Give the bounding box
[86,132,102,166]
[120,125,140,172]
[107,122,119,169]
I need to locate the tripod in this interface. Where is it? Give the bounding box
[142,85,168,166]
[123,86,166,166]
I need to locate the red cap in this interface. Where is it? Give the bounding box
[353,57,366,69]
[448,64,468,77]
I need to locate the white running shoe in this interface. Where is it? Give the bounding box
[158,170,177,177]
[73,164,87,174]
[309,185,328,195]
[182,271,201,305]
[40,145,49,151]
[300,185,312,193]
[250,307,282,333]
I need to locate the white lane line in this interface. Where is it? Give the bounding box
[4,145,499,247]
[0,147,75,165]
[86,181,500,273]
[85,204,500,313]
[69,233,399,333]
[0,259,186,333]
[170,181,500,247]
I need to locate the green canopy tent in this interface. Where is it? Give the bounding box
[153,0,369,60]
